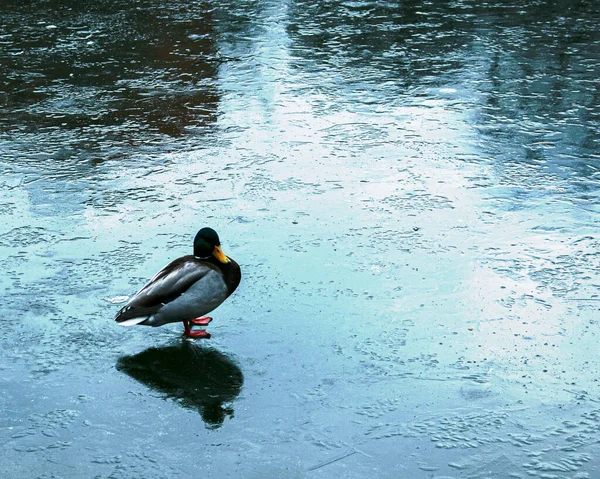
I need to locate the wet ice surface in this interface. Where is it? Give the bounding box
[1,0,600,477]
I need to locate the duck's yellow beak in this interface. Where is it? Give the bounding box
[213,245,230,264]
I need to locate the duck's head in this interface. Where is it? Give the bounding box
[194,227,230,263]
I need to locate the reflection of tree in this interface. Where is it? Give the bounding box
[117,342,244,429]
[1,0,220,160]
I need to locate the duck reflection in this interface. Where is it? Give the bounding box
[117,342,243,428]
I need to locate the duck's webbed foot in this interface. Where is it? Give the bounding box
[185,328,211,339]
[183,319,212,339]
[191,316,212,326]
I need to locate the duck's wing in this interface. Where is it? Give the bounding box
[115,256,214,324]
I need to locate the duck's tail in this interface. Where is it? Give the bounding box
[114,304,157,327]
[116,316,148,327]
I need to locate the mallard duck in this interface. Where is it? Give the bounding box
[115,227,241,338]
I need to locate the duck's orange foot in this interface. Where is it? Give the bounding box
[191,316,212,326]
[185,328,211,339]
[183,320,212,339]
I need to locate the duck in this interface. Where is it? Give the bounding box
[114,227,241,338]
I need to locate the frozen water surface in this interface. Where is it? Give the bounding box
[1,0,599,477]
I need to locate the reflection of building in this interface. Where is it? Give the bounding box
[286,0,599,184]
[117,342,244,429]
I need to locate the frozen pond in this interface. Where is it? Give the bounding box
[1,0,600,477]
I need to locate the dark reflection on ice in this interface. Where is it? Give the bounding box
[117,342,243,429]
[1,0,220,163]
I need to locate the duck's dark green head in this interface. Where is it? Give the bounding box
[194,227,230,263]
